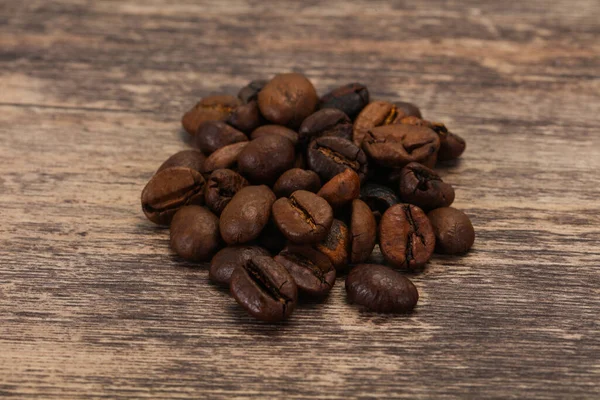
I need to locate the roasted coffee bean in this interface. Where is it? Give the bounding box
[181,95,241,135]
[209,245,270,286]
[220,185,276,245]
[237,135,295,185]
[315,219,350,271]
[258,73,318,128]
[170,206,220,261]
[141,167,206,225]
[238,79,268,104]
[346,264,419,313]
[204,169,249,215]
[395,101,422,119]
[360,183,399,219]
[273,168,321,198]
[193,121,248,154]
[379,204,435,269]
[307,136,368,183]
[230,256,298,322]
[203,141,248,173]
[319,83,370,119]
[349,199,377,264]
[362,124,440,169]
[353,101,405,146]
[427,207,475,254]
[398,116,465,161]
[156,150,206,174]
[250,125,299,146]
[274,245,336,298]
[227,100,262,133]
[298,108,353,144]
[317,169,360,208]
[398,162,454,211]
[272,190,333,244]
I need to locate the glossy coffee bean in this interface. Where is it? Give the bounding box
[193,121,248,154]
[274,245,336,298]
[427,207,475,254]
[203,141,248,174]
[298,108,352,144]
[219,185,276,245]
[395,101,422,118]
[349,199,377,264]
[238,79,268,104]
[258,73,318,128]
[181,95,240,135]
[250,125,299,147]
[237,135,295,185]
[141,167,206,226]
[170,206,220,261]
[319,83,370,119]
[209,245,270,286]
[398,116,465,161]
[398,162,454,211]
[230,256,298,322]
[379,204,435,269]
[346,264,419,313]
[307,136,368,183]
[227,100,262,133]
[315,219,350,271]
[353,101,405,146]
[360,183,399,219]
[317,169,360,208]
[273,168,321,198]
[204,169,249,215]
[156,150,206,174]
[272,190,333,244]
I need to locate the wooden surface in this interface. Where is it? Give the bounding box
[1,1,599,398]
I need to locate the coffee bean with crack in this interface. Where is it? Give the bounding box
[349,199,377,264]
[352,100,405,146]
[274,245,336,298]
[272,190,333,244]
[181,95,241,135]
[204,169,249,215]
[209,245,270,286]
[307,136,368,183]
[360,183,399,221]
[398,162,455,211]
[315,219,350,271]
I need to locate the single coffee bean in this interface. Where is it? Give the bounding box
[181,95,240,135]
[360,183,399,220]
[427,207,475,254]
[204,169,249,215]
[250,125,299,147]
[346,264,419,313]
[258,73,318,128]
[141,167,206,225]
[273,168,321,198]
[298,108,353,144]
[398,162,454,211]
[220,185,276,245]
[315,219,350,271]
[319,83,370,119]
[237,135,295,185]
[227,100,262,133]
[209,245,270,286]
[193,121,248,154]
[203,141,248,174]
[274,245,336,298]
[307,136,368,183]
[379,204,435,269]
[238,79,268,104]
[398,116,465,161]
[170,206,220,261]
[317,169,360,208]
[353,100,405,146]
[156,150,206,174]
[272,190,333,244]
[230,256,298,322]
[395,101,422,118]
[349,199,377,264]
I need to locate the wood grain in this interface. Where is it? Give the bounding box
[1,1,599,398]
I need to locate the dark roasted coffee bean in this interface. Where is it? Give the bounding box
[349,199,377,264]
[298,108,352,144]
[193,121,248,154]
[237,135,295,185]
[238,79,268,104]
[353,101,405,146]
[398,116,465,161]
[360,183,399,220]
[209,245,270,286]
[272,190,333,244]
[395,101,422,118]
[170,206,220,261]
[319,83,370,119]
[398,162,454,211]
[315,219,349,271]
[227,100,262,133]
[258,73,318,128]
[427,207,475,254]
[230,256,298,322]
[156,150,206,174]
[317,169,360,208]
[346,264,419,313]
[274,245,335,298]
[141,167,206,225]
[250,125,299,146]
[307,136,368,183]
[379,204,435,269]
[220,185,276,245]
[181,95,240,135]
[273,168,321,198]
[204,169,249,215]
[203,141,248,174]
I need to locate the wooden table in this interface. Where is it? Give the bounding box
[1,1,599,398]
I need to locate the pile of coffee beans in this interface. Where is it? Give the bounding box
[141,73,475,322]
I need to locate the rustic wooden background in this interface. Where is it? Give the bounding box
[1,1,599,398]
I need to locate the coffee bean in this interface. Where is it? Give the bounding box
[209,245,270,286]
[319,83,369,119]
[360,183,399,220]
[395,101,422,119]
[258,73,318,128]
[237,135,295,185]
[398,162,454,211]
[250,125,299,147]
[307,136,368,183]
[273,168,321,198]
[427,207,475,254]
[298,108,353,144]
[353,101,405,146]
[170,206,220,261]
[346,264,418,313]
[238,79,268,104]
[181,95,240,135]
[203,141,248,174]
[220,185,276,245]
[204,169,249,215]
[272,190,333,244]
[379,204,435,269]
[156,150,206,174]
[227,100,262,133]
[315,219,350,271]
[141,167,206,225]
[349,199,377,264]
[193,121,248,154]
[274,245,336,298]
[317,169,360,208]
[230,255,298,322]
[398,116,465,161]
